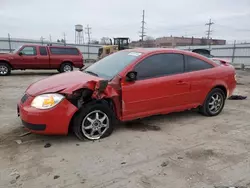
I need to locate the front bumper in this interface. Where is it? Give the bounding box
[18,94,78,135]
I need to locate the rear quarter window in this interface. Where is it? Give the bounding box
[185,55,214,72]
[50,47,79,55]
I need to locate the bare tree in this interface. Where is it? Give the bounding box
[91,40,99,44]
[143,36,155,47]
[100,37,112,45]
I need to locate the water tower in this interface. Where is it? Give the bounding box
[75,24,84,44]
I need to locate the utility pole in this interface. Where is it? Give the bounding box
[40,36,45,45]
[63,32,66,46]
[85,24,91,44]
[8,33,12,52]
[139,10,146,47]
[205,18,214,48]
[85,24,92,59]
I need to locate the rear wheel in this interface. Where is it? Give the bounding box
[60,63,73,73]
[0,63,11,76]
[199,88,225,116]
[73,101,115,140]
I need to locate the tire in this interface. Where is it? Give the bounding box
[199,88,225,116]
[73,101,115,140]
[59,63,73,73]
[0,62,11,76]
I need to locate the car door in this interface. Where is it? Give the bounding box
[184,54,215,105]
[121,52,191,121]
[12,46,38,69]
[36,46,50,68]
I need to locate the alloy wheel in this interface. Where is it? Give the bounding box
[63,65,72,72]
[0,65,8,75]
[208,93,223,114]
[81,110,110,140]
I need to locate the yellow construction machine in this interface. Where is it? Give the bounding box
[98,37,130,60]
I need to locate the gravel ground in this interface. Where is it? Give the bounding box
[0,69,250,188]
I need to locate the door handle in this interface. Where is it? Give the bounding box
[176,81,188,85]
[34,57,38,59]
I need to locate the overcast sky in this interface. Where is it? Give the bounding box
[1,0,250,43]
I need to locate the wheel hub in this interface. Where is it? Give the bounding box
[0,66,8,74]
[208,93,223,114]
[81,110,110,140]
[93,120,101,129]
[64,65,71,72]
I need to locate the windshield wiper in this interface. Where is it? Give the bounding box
[84,70,99,77]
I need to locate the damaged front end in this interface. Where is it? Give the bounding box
[60,79,121,119]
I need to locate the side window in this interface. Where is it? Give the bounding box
[50,47,79,55]
[134,53,184,80]
[65,48,79,55]
[39,47,48,56]
[186,55,214,72]
[20,47,37,56]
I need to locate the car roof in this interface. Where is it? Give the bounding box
[22,44,77,49]
[124,48,196,56]
[123,48,218,66]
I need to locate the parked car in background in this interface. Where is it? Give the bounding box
[0,45,84,76]
[17,48,236,140]
[191,48,232,66]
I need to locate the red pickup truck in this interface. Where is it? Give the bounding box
[0,45,84,76]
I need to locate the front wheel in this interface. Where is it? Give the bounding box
[73,101,115,140]
[199,88,225,116]
[0,63,11,76]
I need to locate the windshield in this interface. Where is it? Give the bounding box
[12,46,22,54]
[84,51,142,80]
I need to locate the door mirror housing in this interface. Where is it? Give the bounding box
[126,71,137,82]
[18,52,23,56]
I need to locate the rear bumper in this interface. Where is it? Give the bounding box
[74,62,84,69]
[227,80,237,98]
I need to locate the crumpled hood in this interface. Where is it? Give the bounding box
[26,71,101,96]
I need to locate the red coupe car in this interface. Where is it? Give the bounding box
[17,48,236,140]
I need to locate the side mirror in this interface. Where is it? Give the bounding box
[126,71,137,82]
[18,52,23,56]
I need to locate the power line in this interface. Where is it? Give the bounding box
[139,10,146,45]
[205,18,214,45]
[216,24,250,32]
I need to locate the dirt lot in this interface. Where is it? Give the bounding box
[0,69,250,188]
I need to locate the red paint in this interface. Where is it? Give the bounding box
[211,57,230,65]
[0,45,84,70]
[19,95,78,135]
[18,48,236,135]
[26,71,101,96]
